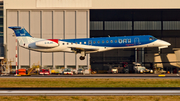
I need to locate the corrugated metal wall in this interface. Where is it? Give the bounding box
[6,9,89,69]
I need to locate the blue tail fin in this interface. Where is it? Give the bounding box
[8,26,36,47]
[8,26,31,37]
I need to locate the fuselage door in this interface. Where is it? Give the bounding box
[134,38,141,45]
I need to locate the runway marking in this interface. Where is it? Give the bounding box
[0,90,180,96]
[158,75,165,77]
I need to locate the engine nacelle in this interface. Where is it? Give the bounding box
[35,40,59,48]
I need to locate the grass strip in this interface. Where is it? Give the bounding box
[0,78,180,87]
[0,96,180,101]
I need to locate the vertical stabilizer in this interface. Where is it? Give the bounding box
[8,26,36,46]
[8,26,31,37]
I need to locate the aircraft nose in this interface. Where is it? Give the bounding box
[166,42,171,46]
[159,39,171,46]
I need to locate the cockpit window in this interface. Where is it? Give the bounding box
[149,37,156,40]
[149,37,153,40]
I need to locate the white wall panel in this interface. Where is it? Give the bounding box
[42,11,52,39]
[30,10,41,38]
[19,11,29,66]
[53,10,64,66]
[37,0,92,8]
[65,53,75,65]
[77,11,87,38]
[42,53,53,67]
[54,52,64,66]
[65,11,76,66]
[65,11,75,39]
[53,10,64,39]
[30,10,41,66]
[42,10,53,66]
[7,10,17,65]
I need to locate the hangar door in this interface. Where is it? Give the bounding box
[90,9,180,70]
[6,10,89,69]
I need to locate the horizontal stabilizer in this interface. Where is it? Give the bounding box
[8,26,21,30]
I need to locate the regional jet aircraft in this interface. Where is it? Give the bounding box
[9,26,171,60]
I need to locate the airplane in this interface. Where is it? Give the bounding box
[8,26,171,60]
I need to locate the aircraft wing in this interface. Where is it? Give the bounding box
[69,47,99,51]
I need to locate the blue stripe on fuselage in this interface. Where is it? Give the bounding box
[60,35,157,47]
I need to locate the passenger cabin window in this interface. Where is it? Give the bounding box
[67,43,69,45]
[115,40,117,43]
[106,40,109,43]
[75,42,77,44]
[80,42,82,44]
[71,42,73,45]
[102,40,104,43]
[110,40,113,43]
[98,41,100,43]
[89,41,92,44]
[93,41,96,44]
[84,42,86,44]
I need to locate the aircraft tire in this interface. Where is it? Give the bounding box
[80,56,85,60]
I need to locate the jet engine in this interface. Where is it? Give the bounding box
[35,40,59,48]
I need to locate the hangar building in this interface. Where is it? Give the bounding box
[3,0,180,71]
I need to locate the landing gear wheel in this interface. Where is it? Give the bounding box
[80,56,85,60]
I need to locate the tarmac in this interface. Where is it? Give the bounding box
[0,73,180,78]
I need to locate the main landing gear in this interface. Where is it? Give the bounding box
[80,56,85,60]
[79,51,86,60]
[72,49,86,60]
